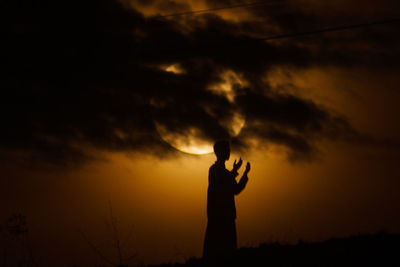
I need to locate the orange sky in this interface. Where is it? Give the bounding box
[1,105,399,266]
[1,0,400,266]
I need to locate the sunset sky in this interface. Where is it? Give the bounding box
[1,0,400,266]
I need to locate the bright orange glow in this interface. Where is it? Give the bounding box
[162,63,185,74]
[155,70,246,155]
[155,122,214,155]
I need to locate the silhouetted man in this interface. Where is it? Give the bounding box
[203,140,250,264]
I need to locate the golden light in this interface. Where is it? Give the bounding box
[155,69,246,155]
[163,63,185,74]
[155,123,214,154]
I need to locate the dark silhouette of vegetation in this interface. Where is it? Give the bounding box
[78,201,136,267]
[1,214,38,267]
[150,233,400,267]
[1,213,398,266]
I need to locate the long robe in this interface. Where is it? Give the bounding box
[203,161,248,263]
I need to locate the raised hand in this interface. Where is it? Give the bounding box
[244,162,251,174]
[233,158,243,172]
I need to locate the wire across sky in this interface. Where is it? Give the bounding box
[154,1,284,18]
[153,1,400,41]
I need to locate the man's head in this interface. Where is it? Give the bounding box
[213,140,230,161]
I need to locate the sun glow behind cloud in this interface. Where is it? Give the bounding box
[155,123,214,154]
[155,68,246,155]
[163,63,185,74]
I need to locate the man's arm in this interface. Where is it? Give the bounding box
[234,162,250,195]
[233,174,248,195]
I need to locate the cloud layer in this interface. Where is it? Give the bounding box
[1,0,399,166]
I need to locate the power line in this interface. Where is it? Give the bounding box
[154,1,283,19]
[258,17,400,41]
[150,0,400,41]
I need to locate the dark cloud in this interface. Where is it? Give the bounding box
[249,0,400,68]
[235,90,359,161]
[1,0,396,167]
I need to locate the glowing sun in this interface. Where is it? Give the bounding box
[155,68,246,155]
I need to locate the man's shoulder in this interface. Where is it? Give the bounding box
[209,163,229,175]
[209,163,217,173]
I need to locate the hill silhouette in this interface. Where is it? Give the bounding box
[147,232,400,267]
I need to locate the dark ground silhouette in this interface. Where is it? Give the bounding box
[149,232,400,267]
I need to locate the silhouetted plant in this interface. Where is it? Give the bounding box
[3,213,38,267]
[79,201,136,267]
[6,214,28,239]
